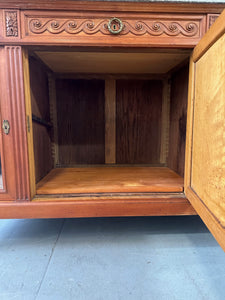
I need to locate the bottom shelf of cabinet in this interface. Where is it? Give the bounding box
[0,167,197,218]
[36,167,184,195]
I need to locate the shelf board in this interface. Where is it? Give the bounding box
[36,167,184,195]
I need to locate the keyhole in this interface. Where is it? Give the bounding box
[113,24,117,30]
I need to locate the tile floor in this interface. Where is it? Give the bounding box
[0,216,224,300]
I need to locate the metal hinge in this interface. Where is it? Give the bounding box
[27,115,30,133]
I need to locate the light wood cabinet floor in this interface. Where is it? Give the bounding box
[36,167,184,195]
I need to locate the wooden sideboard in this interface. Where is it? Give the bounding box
[0,1,224,250]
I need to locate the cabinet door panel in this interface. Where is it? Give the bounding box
[185,10,225,250]
[0,46,30,201]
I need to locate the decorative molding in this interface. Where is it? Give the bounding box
[5,46,30,200]
[208,15,219,29]
[5,11,18,37]
[28,18,199,37]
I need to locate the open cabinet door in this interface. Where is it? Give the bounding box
[185,10,225,250]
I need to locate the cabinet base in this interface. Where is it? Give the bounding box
[0,195,196,219]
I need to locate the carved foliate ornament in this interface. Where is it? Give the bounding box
[5,11,18,37]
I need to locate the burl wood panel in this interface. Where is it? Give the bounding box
[29,56,53,182]
[36,167,184,194]
[185,15,225,250]
[191,33,225,227]
[56,79,105,165]
[168,64,189,177]
[116,80,163,164]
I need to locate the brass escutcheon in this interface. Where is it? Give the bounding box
[108,17,123,34]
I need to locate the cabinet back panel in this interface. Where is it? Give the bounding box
[116,80,163,164]
[29,57,53,182]
[168,64,189,177]
[56,79,105,165]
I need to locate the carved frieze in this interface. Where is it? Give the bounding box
[5,11,18,37]
[28,17,199,37]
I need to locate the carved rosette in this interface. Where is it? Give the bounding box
[28,18,199,37]
[5,11,18,37]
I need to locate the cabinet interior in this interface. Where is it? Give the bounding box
[27,48,190,196]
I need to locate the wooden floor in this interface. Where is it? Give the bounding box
[36,167,184,195]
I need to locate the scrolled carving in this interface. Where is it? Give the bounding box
[28,18,199,37]
[5,11,18,37]
[68,21,77,29]
[29,19,108,35]
[51,21,60,29]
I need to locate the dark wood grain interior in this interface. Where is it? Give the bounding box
[168,64,189,177]
[116,79,163,164]
[29,51,188,190]
[55,79,105,165]
[29,56,53,182]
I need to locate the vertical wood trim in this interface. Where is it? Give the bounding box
[160,78,171,164]
[184,55,195,191]
[105,79,116,164]
[48,74,59,167]
[5,46,30,200]
[22,49,36,198]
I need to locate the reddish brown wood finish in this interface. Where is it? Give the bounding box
[0,196,196,219]
[0,5,216,48]
[0,46,30,201]
[0,1,223,217]
[19,11,206,48]
[56,79,105,165]
[0,1,224,14]
[116,80,163,164]
[168,64,189,177]
[207,14,220,30]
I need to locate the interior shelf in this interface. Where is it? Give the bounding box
[36,167,184,195]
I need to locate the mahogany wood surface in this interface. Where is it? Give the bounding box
[0,46,30,201]
[2,1,224,220]
[0,1,224,14]
[56,79,105,165]
[116,80,163,164]
[0,195,196,219]
[29,56,53,182]
[19,10,206,48]
[0,0,224,13]
[168,64,189,177]
[36,167,184,194]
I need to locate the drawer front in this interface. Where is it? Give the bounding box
[1,10,206,47]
